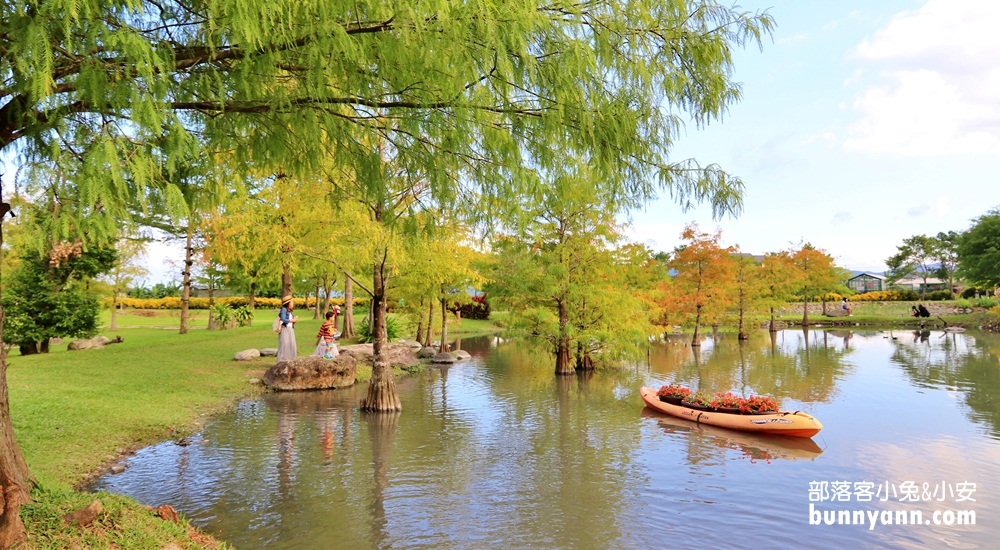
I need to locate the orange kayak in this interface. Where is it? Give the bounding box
[640,387,823,438]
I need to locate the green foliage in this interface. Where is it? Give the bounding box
[128,283,182,299]
[210,303,235,329]
[962,287,985,299]
[958,209,1000,287]
[925,290,953,301]
[357,315,408,344]
[3,245,116,352]
[487,174,656,369]
[975,297,999,308]
[885,235,937,288]
[233,305,254,327]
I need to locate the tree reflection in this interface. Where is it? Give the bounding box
[891,331,1000,437]
[648,329,853,404]
[362,410,399,550]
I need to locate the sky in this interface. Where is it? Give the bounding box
[624,0,999,274]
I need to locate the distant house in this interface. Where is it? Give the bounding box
[847,272,885,293]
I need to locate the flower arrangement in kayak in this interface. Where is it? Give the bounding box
[655,385,780,414]
[655,383,691,403]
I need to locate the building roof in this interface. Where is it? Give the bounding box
[848,271,885,280]
[894,276,946,285]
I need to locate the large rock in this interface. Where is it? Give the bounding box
[431,352,458,364]
[233,349,261,361]
[259,348,278,357]
[67,335,112,351]
[263,355,358,391]
[825,308,850,317]
[396,339,423,350]
[339,342,420,369]
[417,347,437,358]
[454,350,472,361]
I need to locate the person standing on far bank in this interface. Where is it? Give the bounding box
[277,296,299,362]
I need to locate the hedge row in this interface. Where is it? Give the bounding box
[838,289,955,302]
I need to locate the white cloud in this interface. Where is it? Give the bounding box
[831,211,853,225]
[844,0,1000,156]
[776,32,808,46]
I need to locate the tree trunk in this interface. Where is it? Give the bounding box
[575,341,595,370]
[281,264,293,302]
[769,306,777,333]
[439,289,450,353]
[691,304,702,347]
[179,224,194,335]
[322,275,333,316]
[342,276,355,339]
[313,280,321,319]
[555,298,573,375]
[737,288,747,340]
[801,294,809,327]
[0,212,34,547]
[0,355,32,549]
[248,277,257,310]
[415,298,425,343]
[207,277,216,330]
[424,297,434,347]
[110,293,119,331]
[361,260,401,412]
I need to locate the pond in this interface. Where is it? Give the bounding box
[90,329,1000,549]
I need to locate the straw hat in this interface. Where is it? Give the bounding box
[282,294,293,305]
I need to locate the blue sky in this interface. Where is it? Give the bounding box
[625,0,999,273]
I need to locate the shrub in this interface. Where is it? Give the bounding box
[233,305,254,327]
[961,287,983,299]
[974,297,998,308]
[451,298,491,320]
[847,290,919,302]
[210,303,235,329]
[357,315,408,343]
[925,290,953,301]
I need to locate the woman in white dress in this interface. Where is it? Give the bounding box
[276,296,298,362]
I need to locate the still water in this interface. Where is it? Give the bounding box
[91,330,1000,549]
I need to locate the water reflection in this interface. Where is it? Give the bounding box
[650,329,852,405]
[640,409,823,462]
[889,329,1000,439]
[89,332,1000,549]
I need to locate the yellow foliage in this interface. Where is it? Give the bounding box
[848,290,906,302]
